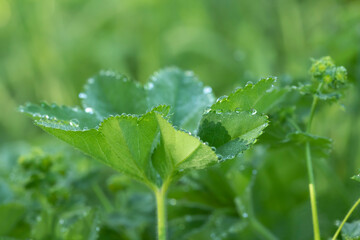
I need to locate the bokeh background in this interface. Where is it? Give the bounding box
[1,0,360,239]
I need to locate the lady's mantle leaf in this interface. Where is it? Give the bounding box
[283,132,332,159]
[147,68,215,132]
[80,68,215,132]
[81,71,148,119]
[19,102,100,129]
[152,114,218,183]
[211,77,288,113]
[198,110,268,160]
[341,220,360,240]
[27,104,217,188]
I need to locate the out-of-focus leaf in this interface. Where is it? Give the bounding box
[341,220,360,240]
[62,209,100,240]
[0,203,25,236]
[283,132,332,159]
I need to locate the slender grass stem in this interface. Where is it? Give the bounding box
[305,82,323,240]
[332,198,360,240]
[155,186,167,240]
[92,183,114,213]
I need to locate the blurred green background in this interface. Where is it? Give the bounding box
[1,0,360,239]
[1,0,359,143]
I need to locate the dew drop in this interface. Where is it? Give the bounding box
[216,95,227,103]
[215,109,223,115]
[85,107,94,114]
[79,93,87,99]
[69,119,80,127]
[45,115,49,119]
[147,82,154,89]
[169,198,177,206]
[235,107,241,113]
[203,86,212,94]
[19,108,24,113]
[242,213,248,218]
[251,109,257,115]
[204,108,211,114]
[334,220,341,226]
[185,71,194,77]
[245,81,253,87]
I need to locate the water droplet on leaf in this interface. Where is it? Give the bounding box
[203,86,212,94]
[79,93,87,99]
[85,107,94,114]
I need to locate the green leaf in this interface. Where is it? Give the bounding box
[33,106,169,186]
[152,114,218,184]
[81,71,148,119]
[341,220,360,240]
[62,209,100,240]
[211,77,287,114]
[24,104,216,188]
[0,203,25,235]
[19,102,100,129]
[351,174,360,182]
[198,110,268,160]
[146,68,215,132]
[283,132,332,159]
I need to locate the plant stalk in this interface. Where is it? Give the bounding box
[305,83,323,240]
[155,186,167,240]
[332,198,360,240]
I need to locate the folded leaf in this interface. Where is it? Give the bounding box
[198,110,268,160]
[152,114,218,184]
[33,105,169,186]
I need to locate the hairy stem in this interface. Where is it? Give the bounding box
[155,186,167,240]
[332,198,360,240]
[305,82,323,240]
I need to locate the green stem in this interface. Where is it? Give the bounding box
[305,82,323,240]
[332,198,360,240]
[92,184,114,213]
[155,186,167,240]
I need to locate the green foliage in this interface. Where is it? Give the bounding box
[20,68,267,191]
[341,221,360,240]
